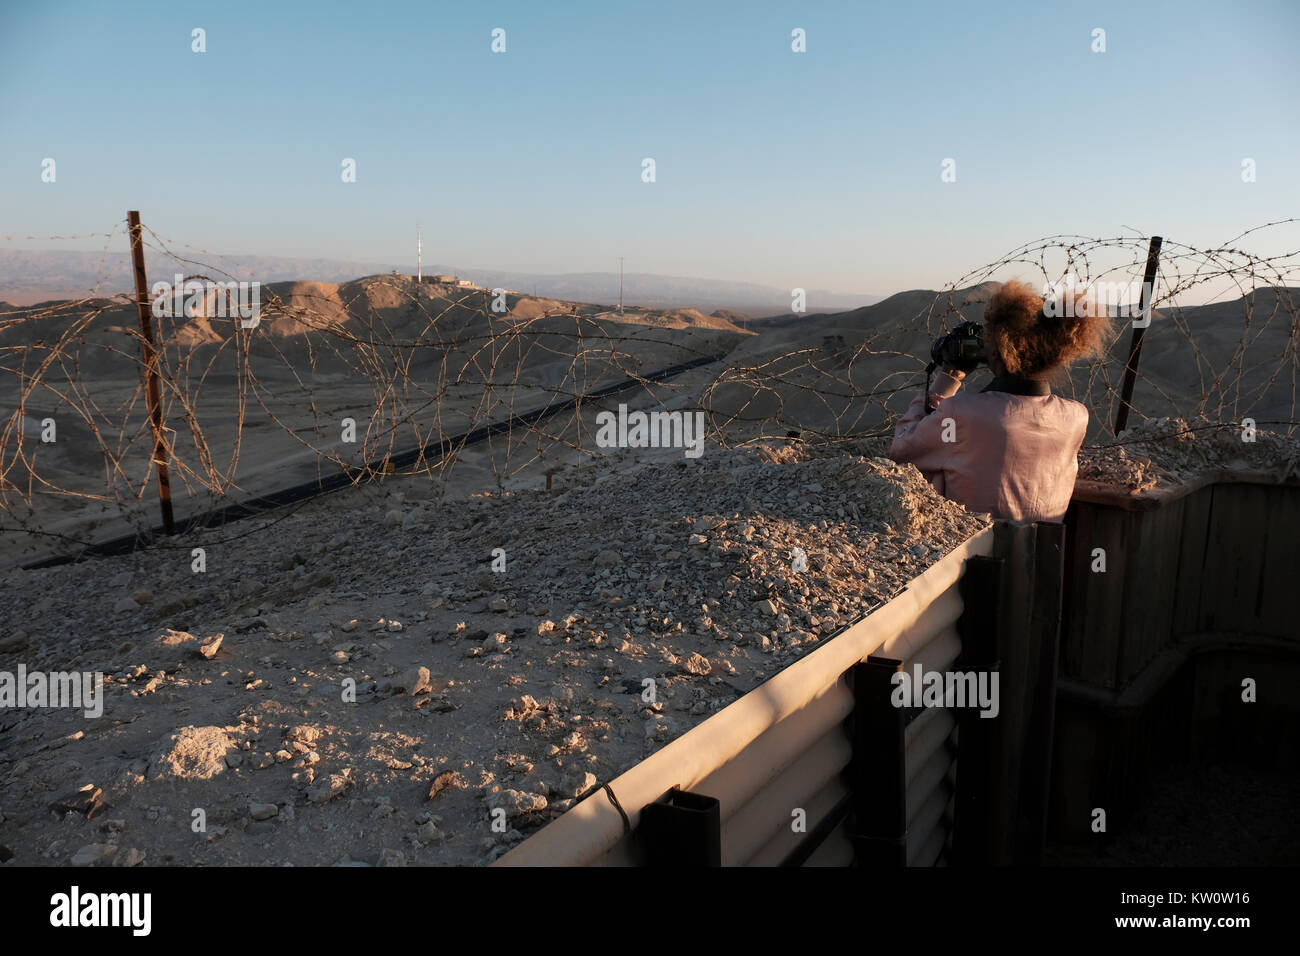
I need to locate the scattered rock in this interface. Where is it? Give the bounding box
[681,653,712,676]
[49,786,109,820]
[112,847,146,867]
[428,771,466,800]
[70,843,117,867]
[288,726,321,746]
[416,821,445,845]
[249,802,279,821]
[393,666,433,696]
[486,789,547,820]
[568,771,599,799]
[308,773,350,805]
[0,631,29,653]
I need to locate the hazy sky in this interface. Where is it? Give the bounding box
[2,0,1297,295]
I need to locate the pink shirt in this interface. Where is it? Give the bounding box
[889,370,1088,523]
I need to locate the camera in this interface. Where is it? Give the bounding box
[929,321,987,373]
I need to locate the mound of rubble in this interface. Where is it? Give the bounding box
[1077,416,1300,492]
[0,444,987,867]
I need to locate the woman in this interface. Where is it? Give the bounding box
[889,280,1111,523]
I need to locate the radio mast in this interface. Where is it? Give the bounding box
[417,225,422,283]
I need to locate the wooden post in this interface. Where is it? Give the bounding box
[1114,235,1163,435]
[1014,521,1065,864]
[127,210,175,535]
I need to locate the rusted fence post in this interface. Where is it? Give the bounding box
[127,210,175,535]
[1114,235,1163,435]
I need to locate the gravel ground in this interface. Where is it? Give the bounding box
[1077,416,1300,491]
[0,443,987,867]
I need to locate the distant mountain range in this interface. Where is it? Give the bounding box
[0,249,881,316]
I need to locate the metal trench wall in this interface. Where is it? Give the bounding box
[497,521,1057,867]
[495,471,1298,865]
[1053,470,1300,841]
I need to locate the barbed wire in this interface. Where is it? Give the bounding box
[2,219,1297,567]
[700,226,1300,447]
[0,217,735,565]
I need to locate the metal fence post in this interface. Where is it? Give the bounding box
[951,555,1003,865]
[849,656,907,866]
[127,210,175,535]
[1114,235,1164,435]
[639,787,721,866]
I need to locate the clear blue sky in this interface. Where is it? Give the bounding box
[2,0,1297,295]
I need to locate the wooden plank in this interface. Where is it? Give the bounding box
[988,523,1037,864]
[1117,498,1181,685]
[1172,485,1213,637]
[1015,521,1065,864]
[1072,468,1298,511]
[1235,484,1273,636]
[1047,700,1100,842]
[1073,506,1129,688]
[1201,484,1271,635]
[1258,485,1300,640]
[1060,501,1091,680]
[1198,485,1230,634]
[1150,499,1181,649]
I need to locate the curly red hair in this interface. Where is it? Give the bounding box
[983,280,1112,379]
